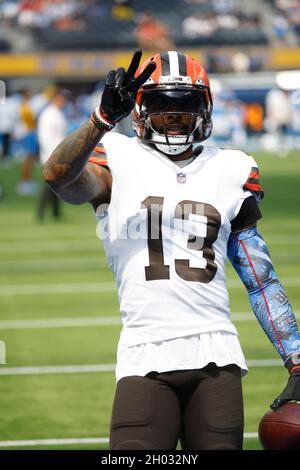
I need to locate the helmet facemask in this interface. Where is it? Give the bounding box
[134,87,213,155]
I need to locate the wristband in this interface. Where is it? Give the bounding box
[90,107,115,132]
[285,353,300,373]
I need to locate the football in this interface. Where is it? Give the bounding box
[258,402,300,450]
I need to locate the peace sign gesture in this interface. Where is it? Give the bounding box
[99,51,156,125]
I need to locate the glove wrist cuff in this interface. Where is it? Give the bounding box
[285,353,300,373]
[90,108,115,132]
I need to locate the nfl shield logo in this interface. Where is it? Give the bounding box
[176,172,186,184]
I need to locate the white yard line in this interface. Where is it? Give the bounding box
[0,233,298,252]
[244,433,259,439]
[0,258,108,272]
[0,364,116,376]
[0,282,116,295]
[247,359,282,367]
[0,433,258,448]
[0,255,298,272]
[0,277,300,296]
[0,316,121,330]
[0,360,282,377]
[0,240,100,254]
[0,437,108,447]
[0,312,299,330]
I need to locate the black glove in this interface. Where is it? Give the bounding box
[270,368,300,410]
[99,51,156,126]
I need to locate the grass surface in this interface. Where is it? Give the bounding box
[0,151,299,450]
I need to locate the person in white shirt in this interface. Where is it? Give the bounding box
[37,89,69,220]
[264,86,293,153]
[42,51,300,450]
[0,95,17,163]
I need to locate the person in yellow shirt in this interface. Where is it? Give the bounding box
[16,89,39,196]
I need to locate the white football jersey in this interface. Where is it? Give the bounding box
[94,132,258,347]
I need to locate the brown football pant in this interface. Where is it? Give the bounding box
[109,363,244,450]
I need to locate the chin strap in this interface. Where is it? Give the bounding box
[154,143,191,155]
[151,128,193,155]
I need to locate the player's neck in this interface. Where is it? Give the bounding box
[166,146,194,162]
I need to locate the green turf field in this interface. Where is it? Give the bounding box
[0,151,299,451]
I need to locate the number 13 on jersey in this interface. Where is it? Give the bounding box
[141,196,221,283]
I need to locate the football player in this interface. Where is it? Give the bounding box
[43,51,300,450]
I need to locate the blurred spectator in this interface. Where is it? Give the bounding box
[16,89,39,196]
[134,11,175,51]
[272,11,292,44]
[182,13,217,39]
[216,11,239,30]
[291,92,300,148]
[55,15,86,31]
[239,12,262,28]
[205,53,234,73]
[274,0,300,41]
[111,0,134,21]
[212,0,239,15]
[0,1,19,25]
[209,91,247,148]
[265,86,293,133]
[244,103,264,136]
[0,95,17,164]
[231,52,251,73]
[30,84,57,118]
[84,0,109,20]
[291,6,300,37]
[37,88,70,220]
[264,86,294,153]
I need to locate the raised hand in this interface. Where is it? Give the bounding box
[99,51,156,126]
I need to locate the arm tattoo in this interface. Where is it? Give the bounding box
[228,227,300,362]
[52,164,111,205]
[43,120,105,189]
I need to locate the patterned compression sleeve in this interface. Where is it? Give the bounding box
[227,227,300,363]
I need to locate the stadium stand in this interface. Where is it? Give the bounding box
[1,0,300,155]
[1,0,300,52]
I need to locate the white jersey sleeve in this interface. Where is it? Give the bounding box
[217,149,263,221]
